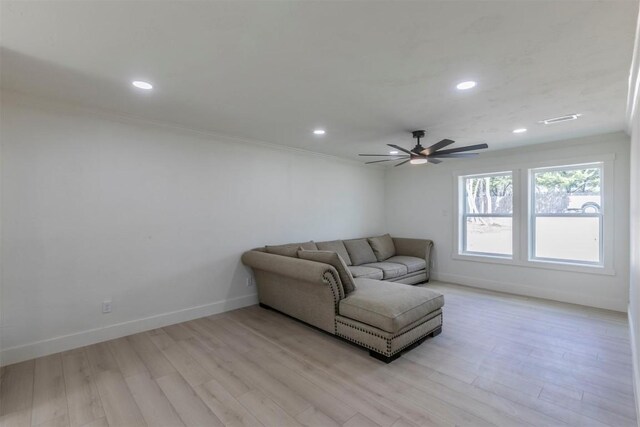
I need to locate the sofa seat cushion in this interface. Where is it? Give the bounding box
[360,262,408,279]
[348,266,384,280]
[385,256,426,274]
[339,278,444,333]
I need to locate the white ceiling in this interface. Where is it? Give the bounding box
[1,1,637,161]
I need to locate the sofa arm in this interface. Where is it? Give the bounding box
[241,250,344,333]
[241,251,343,295]
[392,238,434,280]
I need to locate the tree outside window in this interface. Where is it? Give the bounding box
[462,173,513,256]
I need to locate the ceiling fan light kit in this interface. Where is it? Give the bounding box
[359,130,488,167]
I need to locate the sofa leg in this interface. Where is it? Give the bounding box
[430,326,442,337]
[369,350,402,364]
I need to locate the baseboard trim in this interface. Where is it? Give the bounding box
[628,308,640,423]
[432,272,626,312]
[0,293,259,366]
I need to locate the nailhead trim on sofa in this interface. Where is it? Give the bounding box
[336,312,442,356]
[322,270,341,313]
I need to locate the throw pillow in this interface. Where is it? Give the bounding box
[298,249,356,294]
[316,240,353,265]
[368,234,396,261]
[343,238,377,265]
[265,241,318,257]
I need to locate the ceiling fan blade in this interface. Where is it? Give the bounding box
[422,139,455,155]
[431,143,488,156]
[387,144,415,156]
[394,159,411,167]
[359,154,407,157]
[429,153,479,158]
[427,158,442,164]
[365,158,405,164]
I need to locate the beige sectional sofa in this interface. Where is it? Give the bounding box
[241,234,444,362]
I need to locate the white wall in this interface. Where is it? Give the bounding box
[625,2,640,418]
[385,132,630,312]
[629,114,640,427]
[0,92,386,365]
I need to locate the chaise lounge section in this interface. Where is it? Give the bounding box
[241,234,444,362]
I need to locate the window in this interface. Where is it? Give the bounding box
[530,163,603,265]
[454,156,613,274]
[460,172,513,257]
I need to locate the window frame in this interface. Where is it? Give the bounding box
[528,162,604,267]
[459,171,514,259]
[452,154,615,276]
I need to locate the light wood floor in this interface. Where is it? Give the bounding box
[1,282,637,427]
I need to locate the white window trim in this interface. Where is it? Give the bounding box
[452,154,616,276]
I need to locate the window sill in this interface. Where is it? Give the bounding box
[452,253,615,276]
[453,253,515,267]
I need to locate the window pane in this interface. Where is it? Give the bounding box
[534,167,601,214]
[535,217,600,263]
[465,217,512,255]
[464,174,512,214]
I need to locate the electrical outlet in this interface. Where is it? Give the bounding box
[102,300,112,314]
[246,276,255,287]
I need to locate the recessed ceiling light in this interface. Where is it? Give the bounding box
[132,80,153,90]
[513,128,527,134]
[410,158,428,165]
[456,81,477,90]
[389,150,399,155]
[313,129,326,135]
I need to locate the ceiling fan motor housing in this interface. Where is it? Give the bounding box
[411,144,425,155]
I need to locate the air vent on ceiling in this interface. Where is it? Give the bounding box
[539,114,581,125]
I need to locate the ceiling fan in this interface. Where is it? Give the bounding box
[359,130,488,167]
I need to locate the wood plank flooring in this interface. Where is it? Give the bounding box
[1,282,636,426]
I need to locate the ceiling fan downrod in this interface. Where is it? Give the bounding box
[411,130,426,155]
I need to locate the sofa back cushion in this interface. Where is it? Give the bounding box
[343,238,377,265]
[367,234,396,262]
[266,241,317,257]
[298,249,356,294]
[316,240,353,266]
